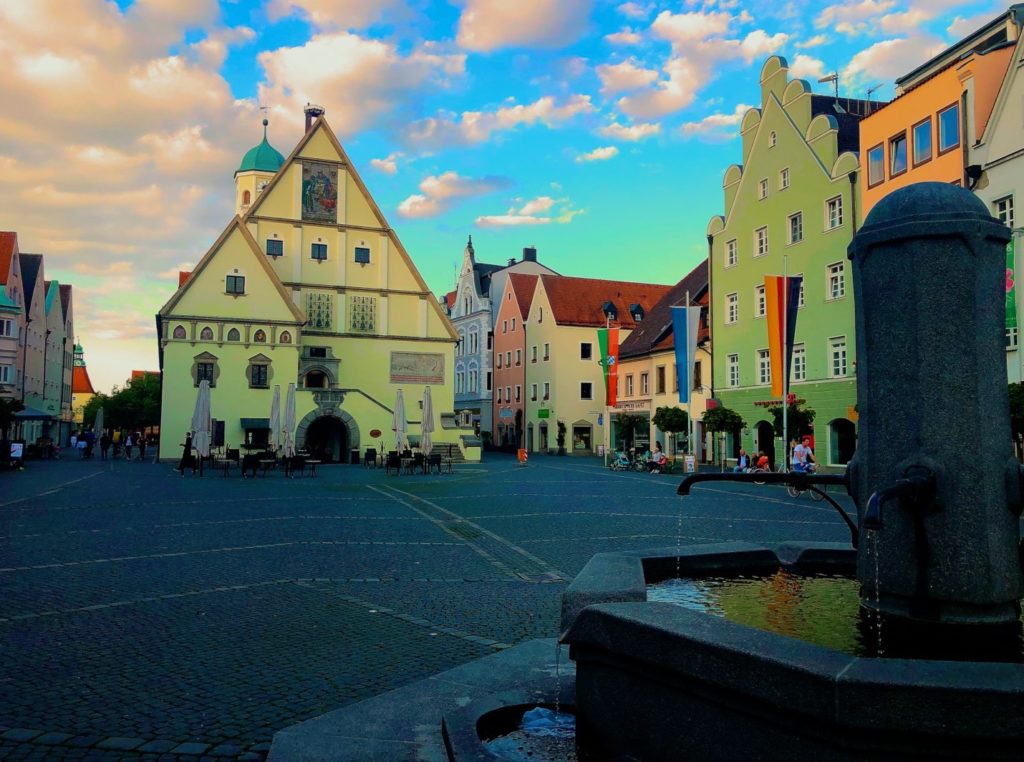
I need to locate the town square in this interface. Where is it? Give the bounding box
[3,0,1024,760]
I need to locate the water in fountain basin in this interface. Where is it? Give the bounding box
[485,707,578,762]
[648,570,1024,661]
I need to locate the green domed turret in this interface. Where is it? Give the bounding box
[236,119,285,175]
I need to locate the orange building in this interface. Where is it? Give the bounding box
[492,273,539,448]
[859,10,1019,216]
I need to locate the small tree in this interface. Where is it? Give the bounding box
[769,402,815,440]
[652,406,689,453]
[0,398,25,438]
[556,420,567,455]
[702,405,745,435]
[1010,382,1024,442]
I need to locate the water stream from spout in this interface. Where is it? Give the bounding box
[871,529,884,655]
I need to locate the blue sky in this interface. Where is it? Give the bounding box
[0,0,1003,391]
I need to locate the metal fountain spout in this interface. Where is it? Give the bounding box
[863,469,936,531]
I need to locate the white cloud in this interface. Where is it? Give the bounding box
[456,0,593,52]
[605,28,644,45]
[576,146,620,162]
[257,33,465,138]
[948,12,997,38]
[597,121,662,141]
[264,0,406,30]
[651,9,732,45]
[405,94,596,150]
[796,34,830,49]
[680,103,752,140]
[616,57,703,119]
[190,25,255,68]
[596,59,660,95]
[617,2,651,20]
[476,196,583,227]
[843,35,946,85]
[815,0,897,35]
[789,54,826,80]
[737,30,788,63]
[396,171,510,218]
[370,152,402,175]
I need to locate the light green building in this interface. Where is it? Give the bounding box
[707,57,878,468]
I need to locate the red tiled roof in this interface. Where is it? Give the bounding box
[131,370,160,380]
[178,271,191,288]
[507,273,539,320]
[72,364,96,395]
[444,289,457,309]
[0,232,17,285]
[541,275,672,329]
[620,260,710,359]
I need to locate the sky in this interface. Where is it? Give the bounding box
[0,0,1004,393]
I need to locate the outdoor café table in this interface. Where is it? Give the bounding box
[443,457,454,474]
[258,458,276,477]
[401,457,415,475]
[306,459,320,477]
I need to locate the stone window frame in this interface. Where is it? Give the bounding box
[754,284,766,319]
[994,195,1015,229]
[866,143,884,188]
[172,325,187,340]
[725,239,737,268]
[247,353,272,389]
[192,351,220,388]
[725,292,738,325]
[829,336,848,378]
[825,196,844,230]
[199,326,214,341]
[227,327,241,342]
[625,374,634,397]
[727,353,739,387]
[827,262,846,301]
[787,212,803,245]
[757,349,771,386]
[792,343,806,382]
[580,381,593,401]
[778,167,790,190]
[754,226,769,257]
[757,178,768,200]
[266,239,284,258]
[226,274,246,295]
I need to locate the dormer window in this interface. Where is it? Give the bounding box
[601,301,617,321]
[629,303,644,322]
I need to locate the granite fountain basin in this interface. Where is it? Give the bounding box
[560,541,1024,760]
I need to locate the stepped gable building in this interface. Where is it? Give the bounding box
[617,260,709,458]
[707,56,884,469]
[523,275,671,455]
[448,239,556,439]
[158,109,463,462]
[0,233,21,406]
[492,272,540,448]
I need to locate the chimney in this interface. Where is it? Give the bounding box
[522,246,537,262]
[304,103,326,132]
[508,258,516,266]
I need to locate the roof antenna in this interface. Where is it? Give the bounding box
[818,73,839,100]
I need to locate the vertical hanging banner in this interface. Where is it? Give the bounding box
[764,275,803,397]
[1007,240,1017,334]
[598,327,620,406]
[671,306,703,402]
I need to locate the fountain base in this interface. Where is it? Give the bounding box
[561,542,1024,760]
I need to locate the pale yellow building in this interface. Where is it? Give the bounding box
[158,110,460,462]
[523,275,671,454]
[617,261,711,460]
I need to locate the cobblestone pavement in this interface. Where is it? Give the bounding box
[0,454,854,759]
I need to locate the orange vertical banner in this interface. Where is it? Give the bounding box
[764,275,786,397]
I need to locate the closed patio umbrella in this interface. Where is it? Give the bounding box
[420,386,434,456]
[283,383,297,458]
[269,385,281,454]
[392,389,408,451]
[191,380,212,459]
[93,407,104,438]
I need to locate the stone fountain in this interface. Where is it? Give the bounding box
[558,183,1024,759]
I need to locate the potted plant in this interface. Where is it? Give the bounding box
[556,420,567,456]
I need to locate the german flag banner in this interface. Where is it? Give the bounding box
[671,305,703,403]
[764,275,803,398]
[597,327,620,407]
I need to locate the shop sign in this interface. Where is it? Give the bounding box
[537,409,550,419]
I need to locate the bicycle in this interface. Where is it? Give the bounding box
[785,464,826,500]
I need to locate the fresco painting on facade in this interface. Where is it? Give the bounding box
[301,161,337,223]
[390,352,444,384]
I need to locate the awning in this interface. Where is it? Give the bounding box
[15,406,53,421]
[240,417,270,430]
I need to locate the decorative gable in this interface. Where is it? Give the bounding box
[160,217,304,325]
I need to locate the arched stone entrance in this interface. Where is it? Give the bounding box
[754,420,775,469]
[295,405,360,464]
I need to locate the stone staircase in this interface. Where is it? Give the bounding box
[434,443,466,463]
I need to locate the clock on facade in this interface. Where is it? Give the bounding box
[257,180,269,194]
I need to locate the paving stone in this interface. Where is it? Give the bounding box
[0,732,39,744]
[136,741,178,754]
[206,744,241,757]
[169,743,209,755]
[31,733,73,745]
[95,737,145,751]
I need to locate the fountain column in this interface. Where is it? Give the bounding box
[848,182,1021,624]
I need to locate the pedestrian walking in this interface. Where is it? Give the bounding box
[84,430,95,459]
[178,433,195,476]
[100,433,110,460]
[137,434,147,462]
[124,433,134,461]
